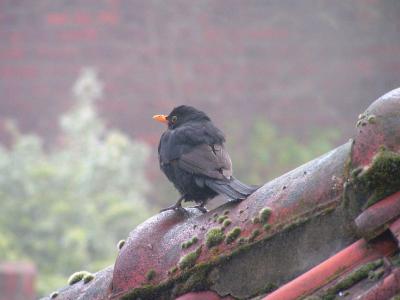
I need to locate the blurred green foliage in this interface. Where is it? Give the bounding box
[0,95,152,296]
[232,120,341,184]
[0,68,342,297]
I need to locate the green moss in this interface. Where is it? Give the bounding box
[356,119,367,127]
[182,236,198,249]
[321,259,382,299]
[121,199,340,299]
[368,267,384,280]
[367,115,376,124]
[83,273,95,284]
[351,167,363,178]
[120,262,212,300]
[281,214,315,232]
[252,216,260,224]
[217,215,228,224]
[260,282,277,294]
[391,253,400,267]
[238,237,246,245]
[263,224,271,231]
[50,291,59,299]
[120,283,171,300]
[117,239,125,250]
[146,269,156,281]
[222,219,231,228]
[226,227,241,244]
[205,227,225,248]
[352,148,400,208]
[303,296,322,300]
[172,263,212,297]
[259,207,272,224]
[179,247,202,270]
[249,229,260,242]
[68,271,91,285]
[168,266,178,275]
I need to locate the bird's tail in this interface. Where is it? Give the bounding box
[204,177,258,201]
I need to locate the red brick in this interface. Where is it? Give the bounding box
[73,11,92,26]
[0,66,37,78]
[0,262,36,300]
[46,13,69,25]
[0,0,399,144]
[60,28,97,41]
[0,48,23,59]
[97,11,119,25]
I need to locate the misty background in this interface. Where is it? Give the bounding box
[0,0,399,297]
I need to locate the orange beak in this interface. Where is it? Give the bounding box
[152,114,168,124]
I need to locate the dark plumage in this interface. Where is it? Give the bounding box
[153,105,257,212]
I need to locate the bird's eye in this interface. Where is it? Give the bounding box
[171,116,178,123]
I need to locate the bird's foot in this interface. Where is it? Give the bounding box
[160,195,186,213]
[159,204,186,213]
[190,205,208,213]
[228,197,245,203]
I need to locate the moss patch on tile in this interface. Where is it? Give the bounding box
[259,207,272,224]
[182,236,198,249]
[368,267,384,280]
[83,273,95,284]
[178,247,202,270]
[367,115,376,124]
[226,227,241,244]
[249,229,260,242]
[263,224,271,231]
[222,218,232,228]
[217,215,228,224]
[168,266,178,275]
[205,227,225,248]
[320,259,382,300]
[117,239,126,250]
[146,269,156,281]
[352,148,400,208]
[172,263,212,298]
[260,282,277,294]
[68,271,91,285]
[121,202,337,300]
[238,237,246,245]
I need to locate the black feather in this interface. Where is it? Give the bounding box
[204,179,248,201]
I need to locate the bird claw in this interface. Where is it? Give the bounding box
[228,197,245,203]
[159,204,186,213]
[191,205,208,213]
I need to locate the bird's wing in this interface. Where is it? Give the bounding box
[178,144,233,180]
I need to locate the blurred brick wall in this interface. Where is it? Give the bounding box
[0,0,399,145]
[0,262,36,300]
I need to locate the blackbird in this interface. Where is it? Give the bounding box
[153,105,258,212]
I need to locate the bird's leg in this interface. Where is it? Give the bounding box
[193,205,208,213]
[228,197,245,203]
[190,201,208,213]
[160,195,185,213]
